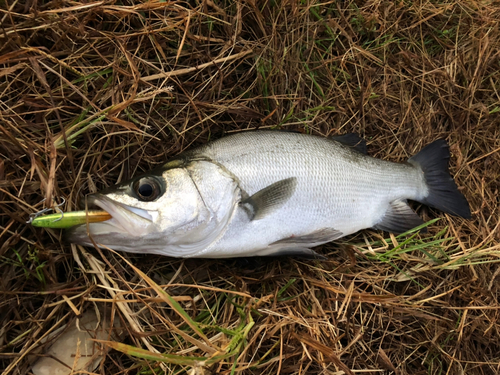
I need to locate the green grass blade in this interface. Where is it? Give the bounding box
[131,266,215,348]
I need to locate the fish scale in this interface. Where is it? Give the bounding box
[186,132,426,257]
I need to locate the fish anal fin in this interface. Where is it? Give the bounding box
[240,177,297,221]
[271,227,343,245]
[373,200,426,234]
[331,133,367,154]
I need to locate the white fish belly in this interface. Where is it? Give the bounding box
[189,132,426,257]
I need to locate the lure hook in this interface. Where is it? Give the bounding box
[26,197,66,224]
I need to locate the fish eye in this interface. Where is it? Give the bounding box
[133,177,162,202]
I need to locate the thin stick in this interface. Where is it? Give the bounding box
[142,50,253,81]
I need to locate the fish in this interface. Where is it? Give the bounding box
[67,131,471,258]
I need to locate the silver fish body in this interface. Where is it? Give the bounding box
[68,131,471,258]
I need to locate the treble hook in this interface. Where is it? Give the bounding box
[26,197,66,224]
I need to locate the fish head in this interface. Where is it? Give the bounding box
[67,160,240,257]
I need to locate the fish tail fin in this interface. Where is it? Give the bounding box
[409,139,471,219]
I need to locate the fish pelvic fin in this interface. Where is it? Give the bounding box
[240,177,297,221]
[259,246,327,259]
[408,140,471,219]
[271,227,343,245]
[374,200,426,233]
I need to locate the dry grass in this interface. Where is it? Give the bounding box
[1,0,499,374]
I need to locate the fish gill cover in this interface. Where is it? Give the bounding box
[0,1,499,374]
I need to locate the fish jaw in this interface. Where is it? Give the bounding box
[67,194,158,248]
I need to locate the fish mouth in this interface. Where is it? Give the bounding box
[67,194,156,245]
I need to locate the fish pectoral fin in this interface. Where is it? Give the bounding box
[373,200,426,234]
[240,177,297,221]
[263,246,327,260]
[271,227,343,245]
[331,133,367,154]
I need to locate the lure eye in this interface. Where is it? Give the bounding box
[133,177,162,202]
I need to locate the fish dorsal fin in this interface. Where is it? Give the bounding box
[331,133,367,154]
[271,227,343,245]
[373,200,426,233]
[240,177,297,221]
